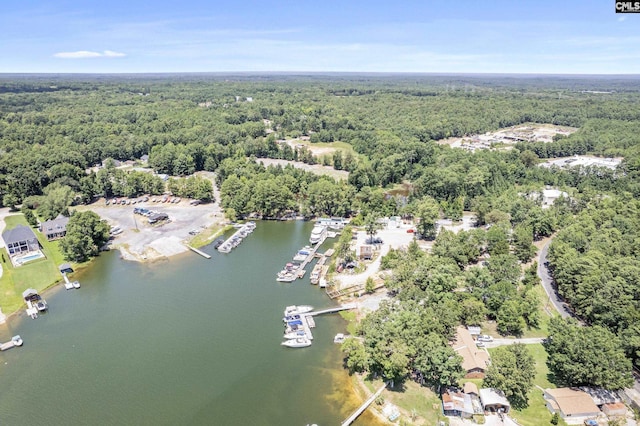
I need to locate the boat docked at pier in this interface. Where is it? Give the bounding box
[316,217,349,230]
[284,305,313,316]
[292,247,312,262]
[309,225,327,245]
[218,221,256,253]
[281,337,312,348]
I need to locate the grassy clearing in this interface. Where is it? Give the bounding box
[188,224,231,248]
[0,214,69,315]
[339,310,359,335]
[360,380,446,425]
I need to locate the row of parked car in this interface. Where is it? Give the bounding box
[105,196,185,205]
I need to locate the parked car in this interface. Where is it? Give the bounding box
[477,335,493,342]
[476,341,486,348]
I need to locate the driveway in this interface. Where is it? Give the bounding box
[483,338,545,349]
[537,239,573,318]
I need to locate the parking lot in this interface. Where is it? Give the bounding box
[76,197,224,261]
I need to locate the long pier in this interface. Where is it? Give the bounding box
[341,383,388,426]
[187,245,211,259]
[307,303,357,316]
[0,336,23,351]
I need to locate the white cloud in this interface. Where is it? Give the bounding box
[53,50,126,59]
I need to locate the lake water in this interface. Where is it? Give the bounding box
[0,221,382,426]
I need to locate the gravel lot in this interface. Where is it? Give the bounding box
[78,199,225,261]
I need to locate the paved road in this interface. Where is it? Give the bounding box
[483,338,545,349]
[537,239,573,318]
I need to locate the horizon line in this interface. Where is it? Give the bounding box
[1,71,640,78]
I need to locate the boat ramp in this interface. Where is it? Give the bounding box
[217,221,256,253]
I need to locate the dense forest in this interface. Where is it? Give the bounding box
[1,74,639,403]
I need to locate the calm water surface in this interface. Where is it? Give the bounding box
[0,221,382,426]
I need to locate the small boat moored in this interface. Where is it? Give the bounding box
[334,333,345,344]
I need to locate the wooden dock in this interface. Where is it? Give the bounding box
[341,383,388,426]
[308,303,357,316]
[187,245,211,259]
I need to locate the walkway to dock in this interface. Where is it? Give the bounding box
[341,383,388,426]
[0,336,23,351]
[187,245,211,259]
[307,303,356,316]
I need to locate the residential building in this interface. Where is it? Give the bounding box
[452,326,491,378]
[2,225,39,256]
[358,245,373,260]
[40,215,69,240]
[544,388,601,425]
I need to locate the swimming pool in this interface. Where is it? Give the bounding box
[15,252,45,265]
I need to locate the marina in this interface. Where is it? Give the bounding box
[217,221,256,253]
[276,222,333,282]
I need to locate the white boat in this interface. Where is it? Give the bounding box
[284,305,314,316]
[334,333,345,344]
[309,225,327,245]
[11,335,23,346]
[36,299,48,312]
[276,271,296,282]
[72,281,81,289]
[281,337,312,348]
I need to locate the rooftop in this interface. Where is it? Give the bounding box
[2,225,37,245]
[545,388,600,416]
[452,326,490,373]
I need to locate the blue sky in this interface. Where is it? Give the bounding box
[1,0,638,74]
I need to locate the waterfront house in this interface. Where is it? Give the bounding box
[451,326,490,378]
[40,215,69,240]
[479,388,511,414]
[544,388,601,424]
[2,225,39,256]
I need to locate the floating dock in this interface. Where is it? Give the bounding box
[0,335,23,351]
[218,222,256,253]
[187,245,211,259]
[62,272,80,290]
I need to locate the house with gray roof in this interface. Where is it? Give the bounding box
[2,225,39,256]
[40,215,69,241]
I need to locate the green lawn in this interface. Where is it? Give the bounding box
[188,224,231,248]
[504,343,566,426]
[0,214,69,315]
[362,377,443,425]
